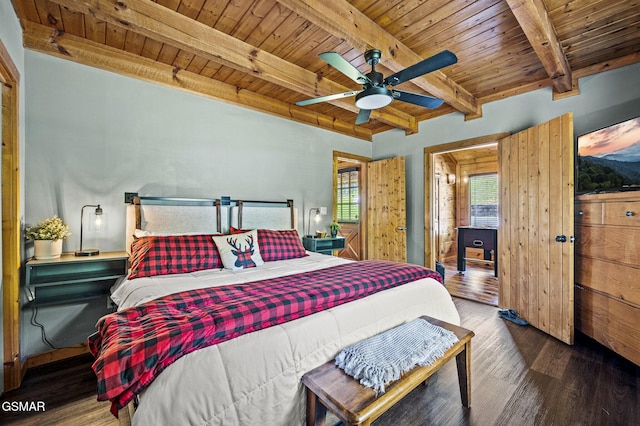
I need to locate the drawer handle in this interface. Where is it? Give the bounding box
[578,210,584,216]
[626,211,634,217]
[472,240,484,247]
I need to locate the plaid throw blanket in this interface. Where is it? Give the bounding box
[88,260,443,415]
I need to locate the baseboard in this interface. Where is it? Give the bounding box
[26,343,89,369]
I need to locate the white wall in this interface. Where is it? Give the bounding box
[0,1,27,393]
[373,62,640,265]
[23,50,372,355]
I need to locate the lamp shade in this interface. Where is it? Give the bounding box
[355,87,393,109]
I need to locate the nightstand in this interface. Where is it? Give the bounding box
[25,251,129,307]
[302,236,346,255]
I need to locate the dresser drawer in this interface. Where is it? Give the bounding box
[575,285,640,366]
[575,255,640,307]
[575,225,640,265]
[603,201,640,226]
[575,202,603,225]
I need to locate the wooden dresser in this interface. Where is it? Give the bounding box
[574,192,640,366]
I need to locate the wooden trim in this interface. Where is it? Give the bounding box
[133,196,142,229]
[118,401,135,426]
[287,199,295,230]
[26,343,89,369]
[423,133,510,269]
[333,151,371,260]
[576,190,640,202]
[0,36,22,392]
[0,40,19,82]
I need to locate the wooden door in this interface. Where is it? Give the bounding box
[366,157,407,262]
[337,223,360,260]
[498,113,574,344]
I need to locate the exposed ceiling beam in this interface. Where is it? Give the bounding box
[505,0,573,93]
[21,21,373,141]
[277,0,481,118]
[50,0,417,133]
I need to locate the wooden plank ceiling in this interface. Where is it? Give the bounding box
[10,0,640,141]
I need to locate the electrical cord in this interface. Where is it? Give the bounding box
[24,286,56,349]
[30,305,56,350]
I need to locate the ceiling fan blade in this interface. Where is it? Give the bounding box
[319,52,371,84]
[393,90,444,109]
[296,90,361,107]
[384,50,458,86]
[355,109,371,125]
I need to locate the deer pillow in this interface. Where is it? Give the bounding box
[212,229,264,270]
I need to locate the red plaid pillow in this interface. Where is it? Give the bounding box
[230,227,308,262]
[229,226,248,234]
[129,234,223,279]
[256,229,308,262]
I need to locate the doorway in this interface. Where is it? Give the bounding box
[333,151,371,260]
[425,133,509,306]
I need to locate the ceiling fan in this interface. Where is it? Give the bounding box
[296,49,457,124]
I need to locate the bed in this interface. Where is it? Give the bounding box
[93,196,460,426]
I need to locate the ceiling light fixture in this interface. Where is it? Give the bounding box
[355,87,393,109]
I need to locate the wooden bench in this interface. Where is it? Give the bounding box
[301,316,474,426]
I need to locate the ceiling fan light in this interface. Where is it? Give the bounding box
[355,87,393,109]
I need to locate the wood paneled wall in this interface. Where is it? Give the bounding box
[434,154,457,261]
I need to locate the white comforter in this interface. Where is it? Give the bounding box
[110,253,460,426]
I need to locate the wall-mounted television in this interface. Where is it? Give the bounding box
[577,116,640,194]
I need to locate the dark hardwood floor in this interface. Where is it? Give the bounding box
[443,258,499,306]
[1,298,638,425]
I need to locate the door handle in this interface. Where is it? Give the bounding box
[555,235,567,243]
[397,227,407,231]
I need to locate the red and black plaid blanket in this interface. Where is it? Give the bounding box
[88,260,442,415]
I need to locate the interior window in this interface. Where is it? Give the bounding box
[469,173,498,227]
[337,167,359,222]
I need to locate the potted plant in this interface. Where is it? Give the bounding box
[25,216,71,260]
[329,222,340,238]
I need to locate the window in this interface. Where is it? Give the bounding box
[337,167,359,222]
[470,173,498,227]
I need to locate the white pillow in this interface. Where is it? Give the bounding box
[212,230,264,270]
